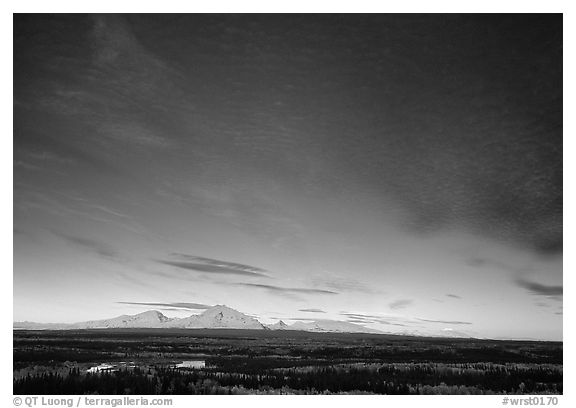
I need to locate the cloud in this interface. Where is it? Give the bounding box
[50,230,159,289]
[446,294,462,299]
[340,312,409,327]
[171,254,271,275]
[416,318,472,325]
[298,308,327,313]
[155,256,270,278]
[310,275,382,294]
[515,278,563,296]
[238,283,338,295]
[117,301,212,310]
[99,122,171,148]
[389,299,413,310]
[347,318,376,324]
[53,231,120,260]
[380,321,408,327]
[466,257,520,271]
[340,312,383,319]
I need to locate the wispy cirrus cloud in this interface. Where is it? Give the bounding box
[49,230,160,289]
[172,254,271,275]
[340,312,383,320]
[340,312,409,327]
[117,301,212,310]
[239,283,338,295]
[466,257,521,272]
[53,231,120,260]
[389,299,413,310]
[346,318,376,324]
[309,275,382,295]
[298,308,327,313]
[155,254,271,278]
[416,318,472,325]
[515,278,563,297]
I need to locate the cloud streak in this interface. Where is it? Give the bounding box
[53,231,120,260]
[171,254,271,275]
[340,312,409,327]
[515,278,563,296]
[389,299,413,310]
[117,301,212,310]
[155,254,271,278]
[298,308,327,313]
[416,318,472,325]
[310,275,382,295]
[239,283,338,295]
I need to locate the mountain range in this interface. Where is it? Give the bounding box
[13,305,385,334]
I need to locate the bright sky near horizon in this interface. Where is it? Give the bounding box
[14,14,562,340]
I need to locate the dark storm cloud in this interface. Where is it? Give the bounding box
[117,301,212,310]
[53,231,120,260]
[515,278,563,296]
[298,308,326,313]
[239,283,338,295]
[155,260,269,278]
[389,299,413,310]
[446,294,462,299]
[416,318,472,325]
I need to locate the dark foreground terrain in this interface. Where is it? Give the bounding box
[14,329,562,395]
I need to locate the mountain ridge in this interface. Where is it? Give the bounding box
[13,305,384,334]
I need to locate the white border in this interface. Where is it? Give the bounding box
[4,2,572,407]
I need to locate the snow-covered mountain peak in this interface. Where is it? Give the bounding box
[287,319,384,334]
[266,320,289,330]
[133,310,169,321]
[200,305,242,317]
[166,305,265,330]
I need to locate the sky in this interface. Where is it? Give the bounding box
[13,14,562,340]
